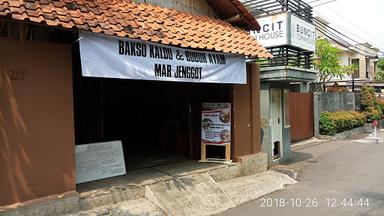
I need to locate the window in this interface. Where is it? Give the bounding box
[351,59,360,78]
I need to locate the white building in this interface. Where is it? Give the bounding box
[315,17,380,90]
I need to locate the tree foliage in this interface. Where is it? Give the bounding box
[360,85,382,122]
[313,39,356,92]
[375,58,384,80]
[378,58,384,71]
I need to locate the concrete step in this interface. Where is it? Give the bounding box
[145,173,236,216]
[65,198,165,216]
[218,170,297,206]
[76,168,173,211]
[78,185,144,211]
[270,165,299,179]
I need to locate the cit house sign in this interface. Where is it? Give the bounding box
[250,12,316,51]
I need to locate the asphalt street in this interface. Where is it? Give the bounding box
[218,133,384,216]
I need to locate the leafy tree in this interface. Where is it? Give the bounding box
[378,58,384,71]
[313,39,356,92]
[342,63,359,79]
[375,71,384,81]
[361,85,382,122]
[375,58,384,80]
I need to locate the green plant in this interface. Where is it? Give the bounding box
[377,58,384,71]
[375,58,384,80]
[363,107,381,122]
[341,63,359,76]
[319,111,366,135]
[314,39,357,92]
[375,71,384,81]
[360,85,376,111]
[319,112,336,135]
[360,85,383,121]
[377,98,384,113]
[314,39,343,92]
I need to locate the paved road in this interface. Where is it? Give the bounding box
[218,133,384,216]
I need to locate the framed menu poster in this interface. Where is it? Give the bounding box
[201,103,231,163]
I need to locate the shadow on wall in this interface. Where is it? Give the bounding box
[0,37,78,207]
[0,50,75,207]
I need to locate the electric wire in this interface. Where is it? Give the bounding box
[314,18,383,56]
[305,0,384,55]
[320,4,384,48]
[312,0,338,7]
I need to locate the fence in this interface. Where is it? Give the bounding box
[289,92,314,143]
[313,92,357,137]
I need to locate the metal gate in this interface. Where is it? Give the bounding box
[289,92,314,143]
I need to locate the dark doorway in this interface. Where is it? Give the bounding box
[273,141,281,160]
[72,45,231,169]
[73,74,231,169]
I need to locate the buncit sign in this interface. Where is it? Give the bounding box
[372,120,379,127]
[250,13,288,48]
[250,12,316,51]
[290,14,316,51]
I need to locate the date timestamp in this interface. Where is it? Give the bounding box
[260,198,371,208]
[260,198,319,208]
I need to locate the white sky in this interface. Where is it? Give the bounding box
[303,0,384,56]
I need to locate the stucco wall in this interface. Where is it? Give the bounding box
[260,82,291,164]
[0,37,75,207]
[313,92,356,137]
[359,55,367,79]
[260,83,271,157]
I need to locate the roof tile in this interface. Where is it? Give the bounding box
[0,0,271,58]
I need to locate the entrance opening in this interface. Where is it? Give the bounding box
[72,55,231,172]
[271,88,283,161]
[273,141,281,160]
[73,77,230,170]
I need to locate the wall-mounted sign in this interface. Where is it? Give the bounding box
[75,141,126,184]
[290,14,316,51]
[201,103,231,144]
[250,12,316,51]
[79,31,246,84]
[250,13,288,48]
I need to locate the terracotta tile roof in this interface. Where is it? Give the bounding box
[0,0,272,58]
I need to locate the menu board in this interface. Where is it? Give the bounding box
[75,141,126,184]
[201,103,231,145]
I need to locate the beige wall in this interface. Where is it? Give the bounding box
[369,58,376,78]
[359,55,367,79]
[0,37,75,207]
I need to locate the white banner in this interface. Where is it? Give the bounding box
[79,32,246,84]
[202,103,231,144]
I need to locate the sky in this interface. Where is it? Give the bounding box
[302,0,384,57]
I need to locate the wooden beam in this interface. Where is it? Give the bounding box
[225,14,243,23]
